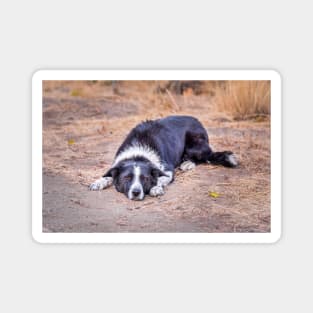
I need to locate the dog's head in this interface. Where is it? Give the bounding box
[104,159,166,200]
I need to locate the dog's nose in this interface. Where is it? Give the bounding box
[132,189,141,197]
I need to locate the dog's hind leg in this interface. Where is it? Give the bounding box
[149,170,174,197]
[89,176,113,191]
[184,131,238,168]
[180,160,196,171]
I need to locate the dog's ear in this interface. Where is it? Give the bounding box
[151,167,167,178]
[103,166,120,179]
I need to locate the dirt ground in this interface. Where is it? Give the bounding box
[42,81,271,233]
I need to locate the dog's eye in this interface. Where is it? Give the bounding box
[140,175,149,181]
[124,175,133,181]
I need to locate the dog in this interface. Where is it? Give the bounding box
[90,115,237,200]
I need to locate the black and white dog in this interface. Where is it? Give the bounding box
[90,115,237,200]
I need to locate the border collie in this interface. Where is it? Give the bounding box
[90,115,237,200]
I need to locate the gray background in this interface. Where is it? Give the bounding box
[0,0,311,312]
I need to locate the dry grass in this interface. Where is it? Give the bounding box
[214,81,271,120]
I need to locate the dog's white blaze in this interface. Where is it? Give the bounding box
[128,165,144,200]
[113,144,163,170]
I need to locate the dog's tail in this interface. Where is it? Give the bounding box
[207,151,238,168]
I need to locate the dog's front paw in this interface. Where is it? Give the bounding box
[89,181,102,190]
[150,185,165,197]
[89,177,113,190]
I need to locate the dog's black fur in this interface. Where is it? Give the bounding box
[116,115,236,170]
[90,115,237,200]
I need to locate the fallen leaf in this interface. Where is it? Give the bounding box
[209,191,220,198]
[68,139,75,145]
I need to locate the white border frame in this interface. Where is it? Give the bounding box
[32,70,281,244]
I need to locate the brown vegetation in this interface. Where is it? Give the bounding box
[214,80,271,120]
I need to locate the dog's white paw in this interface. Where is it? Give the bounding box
[180,160,196,171]
[89,177,113,190]
[150,185,165,197]
[226,153,238,167]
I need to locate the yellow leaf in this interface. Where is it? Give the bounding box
[71,89,83,97]
[209,191,220,198]
[68,139,75,145]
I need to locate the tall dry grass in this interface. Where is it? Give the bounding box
[214,81,271,120]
